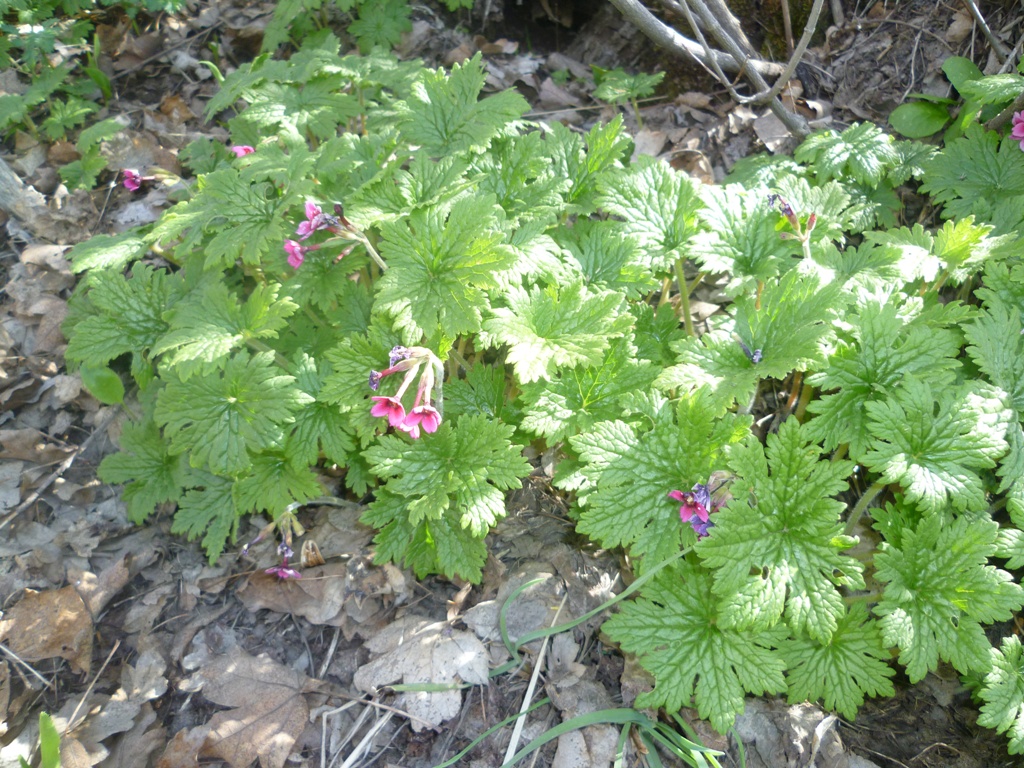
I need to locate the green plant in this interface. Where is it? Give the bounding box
[592,65,665,129]
[18,712,61,768]
[262,0,472,56]
[64,36,1024,755]
[0,0,185,136]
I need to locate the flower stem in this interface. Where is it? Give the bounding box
[359,235,387,272]
[845,479,886,537]
[793,381,813,422]
[673,258,695,337]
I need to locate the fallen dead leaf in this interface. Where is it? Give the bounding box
[155,726,208,768]
[181,642,312,768]
[354,615,488,732]
[237,563,348,625]
[0,585,93,674]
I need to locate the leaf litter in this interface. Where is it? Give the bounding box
[2,0,1024,765]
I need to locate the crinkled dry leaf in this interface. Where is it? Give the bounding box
[0,586,93,674]
[69,557,130,616]
[155,725,208,768]
[181,645,310,768]
[236,563,347,625]
[354,616,488,731]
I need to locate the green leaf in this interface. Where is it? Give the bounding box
[41,96,97,140]
[79,362,125,404]
[67,231,150,273]
[363,414,530,581]
[779,602,895,719]
[697,420,862,643]
[99,418,186,523]
[65,264,185,372]
[978,635,1024,754]
[234,452,323,515]
[632,302,684,368]
[805,299,965,458]
[688,184,800,294]
[889,101,949,138]
[154,350,314,475]
[863,378,1012,514]
[572,389,750,564]
[482,281,632,384]
[152,169,290,270]
[38,712,60,768]
[795,122,899,187]
[519,337,658,442]
[395,53,529,156]
[154,282,297,380]
[349,0,412,53]
[658,270,842,408]
[919,124,1024,229]
[966,301,1024,414]
[59,145,108,190]
[596,155,703,272]
[546,116,631,215]
[473,133,571,227]
[376,195,517,338]
[874,515,1023,682]
[173,473,237,562]
[603,561,787,733]
[592,68,664,104]
[942,55,983,91]
[443,362,514,423]
[287,353,356,466]
[554,218,658,299]
[957,74,1024,105]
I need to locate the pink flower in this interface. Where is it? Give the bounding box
[370,396,406,427]
[398,420,421,439]
[266,545,301,579]
[122,169,142,191]
[230,145,255,157]
[265,560,302,579]
[284,240,307,269]
[296,202,331,240]
[1012,111,1024,150]
[668,487,710,524]
[405,405,441,434]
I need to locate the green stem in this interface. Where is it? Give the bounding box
[359,235,387,271]
[246,338,289,370]
[793,381,813,422]
[630,96,644,129]
[845,479,886,537]
[674,258,695,337]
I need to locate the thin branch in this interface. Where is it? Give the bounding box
[605,0,786,77]
[686,0,812,135]
[959,0,1010,62]
[754,0,827,106]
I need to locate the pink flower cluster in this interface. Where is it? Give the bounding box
[369,346,443,439]
[1013,112,1024,151]
[284,202,359,270]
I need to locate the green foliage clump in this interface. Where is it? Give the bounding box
[62,37,1024,757]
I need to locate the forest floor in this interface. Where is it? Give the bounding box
[2,0,1024,766]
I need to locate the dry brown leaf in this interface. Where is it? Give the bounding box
[0,428,76,464]
[236,563,348,625]
[181,646,310,768]
[68,558,131,616]
[0,586,93,673]
[353,616,488,731]
[60,737,93,768]
[155,726,208,768]
[107,703,166,768]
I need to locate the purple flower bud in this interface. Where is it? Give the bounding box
[389,346,410,368]
[369,370,383,390]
